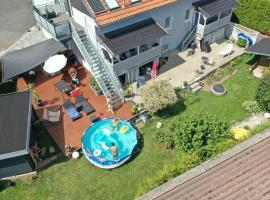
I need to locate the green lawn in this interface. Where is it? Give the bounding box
[0,54,262,200]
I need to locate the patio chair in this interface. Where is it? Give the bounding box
[42,106,61,123]
[63,99,81,121]
[76,94,95,115]
[219,43,234,57]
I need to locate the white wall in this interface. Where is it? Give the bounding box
[32,0,55,6]
[71,7,98,48]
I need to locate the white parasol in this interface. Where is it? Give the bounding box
[43,54,67,74]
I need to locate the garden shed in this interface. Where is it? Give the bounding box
[0,91,36,179]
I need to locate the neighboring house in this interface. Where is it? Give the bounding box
[31,0,237,109]
[0,91,36,179]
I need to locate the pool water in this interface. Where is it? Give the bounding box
[82,118,137,169]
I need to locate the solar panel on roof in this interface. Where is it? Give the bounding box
[104,0,119,10]
[87,0,106,14]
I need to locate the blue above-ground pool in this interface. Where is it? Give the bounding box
[82,118,138,169]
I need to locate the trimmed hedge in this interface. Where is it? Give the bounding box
[233,0,270,34]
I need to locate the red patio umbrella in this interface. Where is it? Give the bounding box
[151,59,158,80]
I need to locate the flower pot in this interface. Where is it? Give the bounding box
[90,85,102,96]
[36,99,43,107]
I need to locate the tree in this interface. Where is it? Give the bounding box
[256,77,270,111]
[141,80,178,113]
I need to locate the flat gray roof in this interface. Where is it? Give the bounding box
[246,38,270,57]
[193,0,238,17]
[0,91,32,160]
[0,0,35,51]
[99,18,167,55]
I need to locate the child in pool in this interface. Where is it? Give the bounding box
[109,142,118,160]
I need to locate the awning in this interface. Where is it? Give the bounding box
[99,18,167,55]
[0,91,32,160]
[0,38,64,82]
[245,38,270,57]
[193,0,238,17]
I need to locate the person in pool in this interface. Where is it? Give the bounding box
[111,118,120,130]
[109,142,118,160]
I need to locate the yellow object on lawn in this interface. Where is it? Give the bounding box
[231,127,249,140]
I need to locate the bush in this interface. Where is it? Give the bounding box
[242,100,261,113]
[153,130,175,149]
[170,114,230,159]
[233,0,270,33]
[141,80,178,113]
[178,88,201,105]
[136,153,199,198]
[237,37,247,48]
[256,77,270,111]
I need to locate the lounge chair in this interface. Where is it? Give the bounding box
[219,43,234,57]
[42,106,61,123]
[76,94,95,115]
[63,99,81,121]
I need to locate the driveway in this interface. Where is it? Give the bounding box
[0,0,35,51]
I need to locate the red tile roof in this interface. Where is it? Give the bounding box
[88,0,177,26]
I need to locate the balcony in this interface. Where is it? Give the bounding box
[113,45,161,75]
[33,4,71,40]
[198,15,232,37]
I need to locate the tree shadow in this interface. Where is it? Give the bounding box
[156,102,187,119]
[231,12,240,24]
[0,180,16,192]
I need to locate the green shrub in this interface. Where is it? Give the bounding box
[136,153,199,198]
[141,80,179,113]
[153,130,175,149]
[178,88,201,105]
[170,114,230,159]
[242,100,261,113]
[237,37,247,48]
[233,0,270,33]
[256,77,270,111]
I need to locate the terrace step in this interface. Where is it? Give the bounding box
[191,84,202,93]
[190,82,200,90]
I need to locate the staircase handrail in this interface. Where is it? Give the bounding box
[181,25,197,51]
[69,22,112,100]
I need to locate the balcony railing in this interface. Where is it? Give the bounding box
[33,5,71,40]
[113,45,162,75]
[197,14,232,37]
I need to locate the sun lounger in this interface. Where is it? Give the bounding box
[63,99,81,121]
[76,94,95,115]
[219,43,234,57]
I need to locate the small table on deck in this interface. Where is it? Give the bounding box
[54,80,72,94]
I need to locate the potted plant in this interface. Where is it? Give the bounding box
[27,83,42,107]
[131,103,139,115]
[124,85,134,98]
[89,77,102,96]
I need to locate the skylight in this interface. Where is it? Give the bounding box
[131,0,141,3]
[104,0,119,10]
